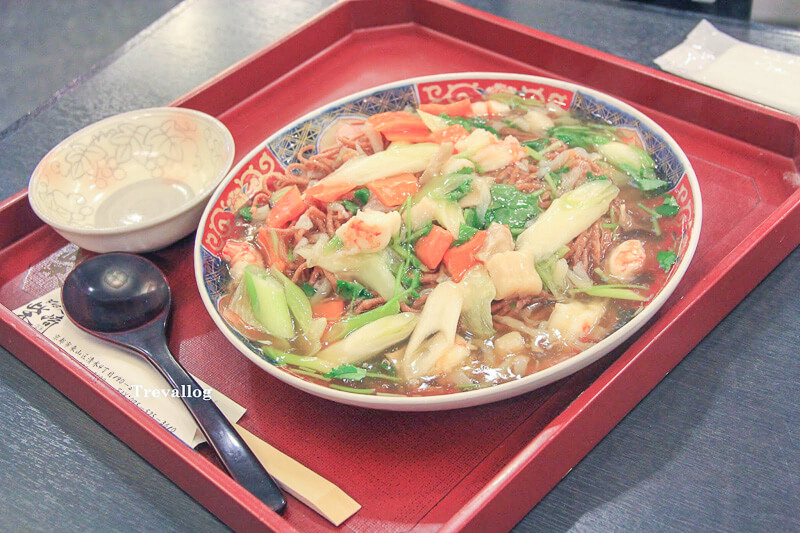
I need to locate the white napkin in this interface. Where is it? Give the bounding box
[655,19,800,115]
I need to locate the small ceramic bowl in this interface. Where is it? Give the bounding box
[28,107,235,253]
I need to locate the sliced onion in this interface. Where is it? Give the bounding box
[363,123,384,154]
[419,142,453,185]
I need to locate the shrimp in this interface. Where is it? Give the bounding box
[334,209,401,252]
[471,135,526,172]
[470,100,511,116]
[547,300,606,343]
[221,240,264,281]
[606,239,646,280]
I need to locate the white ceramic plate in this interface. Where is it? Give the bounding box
[194,73,702,411]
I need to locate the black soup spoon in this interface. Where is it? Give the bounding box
[61,252,286,514]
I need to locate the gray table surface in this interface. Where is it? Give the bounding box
[1,1,798,531]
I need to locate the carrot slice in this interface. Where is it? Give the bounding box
[429,124,470,144]
[304,181,355,203]
[418,98,473,117]
[442,230,487,282]
[312,298,345,321]
[257,226,288,272]
[414,225,454,269]
[366,173,420,207]
[366,111,431,143]
[266,185,306,228]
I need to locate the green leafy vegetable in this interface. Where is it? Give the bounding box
[353,187,371,205]
[329,384,376,395]
[336,280,373,301]
[324,235,343,251]
[524,145,544,161]
[291,368,331,381]
[260,346,334,374]
[300,282,316,298]
[310,241,396,300]
[415,170,473,203]
[328,266,420,341]
[535,246,570,298]
[586,171,609,181]
[328,298,400,340]
[452,224,479,247]
[439,113,499,136]
[401,268,421,295]
[446,179,473,202]
[598,141,667,191]
[570,283,648,301]
[317,312,418,365]
[407,221,432,244]
[313,142,440,190]
[483,184,542,235]
[517,180,619,261]
[487,92,542,109]
[270,266,313,332]
[324,364,368,381]
[548,125,614,149]
[657,250,677,272]
[463,208,480,228]
[238,206,252,222]
[522,138,550,152]
[244,266,294,339]
[390,238,423,270]
[637,202,663,236]
[457,266,495,337]
[656,195,679,217]
[451,166,475,175]
[341,200,359,215]
[544,171,560,199]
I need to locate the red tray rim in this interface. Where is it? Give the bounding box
[1,0,799,531]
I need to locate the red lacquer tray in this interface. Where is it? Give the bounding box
[1,1,799,531]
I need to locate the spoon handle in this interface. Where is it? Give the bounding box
[133,331,286,514]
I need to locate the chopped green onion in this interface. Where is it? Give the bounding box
[543,172,559,199]
[324,235,343,251]
[439,113,499,136]
[353,187,371,205]
[291,368,331,381]
[407,221,433,244]
[593,267,611,282]
[446,179,473,202]
[637,202,660,217]
[487,92,543,109]
[261,346,334,374]
[570,283,648,301]
[300,282,316,298]
[324,364,367,380]
[524,145,544,161]
[238,206,253,221]
[329,384,376,395]
[365,372,400,382]
[336,280,373,301]
[463,208,481,229]
[657,250,677,272]
[637,202,662,236]
[452,224,479,247]
[656,195,680,217]
[342,200,359,215]
[586,171,609,181]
